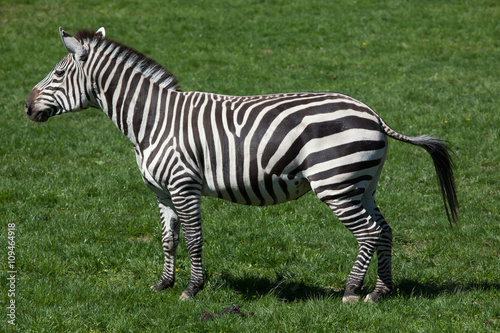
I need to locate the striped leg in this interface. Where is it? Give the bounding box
[151,198,180,291]
[363,200,393,303]
[325,198,382,303]
[171,189,204,300]
[361,158,393,303]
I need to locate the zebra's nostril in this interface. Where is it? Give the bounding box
[25,103,31,115]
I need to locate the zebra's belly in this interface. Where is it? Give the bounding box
[201,173,312,206]
[279,175,312,202]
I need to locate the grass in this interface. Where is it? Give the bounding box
[1,0,499,331]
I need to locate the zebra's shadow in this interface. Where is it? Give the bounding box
[211,273,499,302]
[395,279,500,299]
[215,272,343,302]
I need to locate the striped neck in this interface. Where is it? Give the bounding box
[75,30,180,146]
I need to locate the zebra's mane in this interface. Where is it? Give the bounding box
[75,30,180,91]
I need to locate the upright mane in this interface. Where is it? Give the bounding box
[75,29,180,90]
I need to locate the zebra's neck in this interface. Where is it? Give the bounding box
[97,73,182,150]
[80,31,179,147]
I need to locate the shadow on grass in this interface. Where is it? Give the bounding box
[217,273,343,302]
[213,273,499,302]
[396,279,500,299]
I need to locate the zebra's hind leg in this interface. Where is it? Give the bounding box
[151,198,180,292]
[363,199,393,303]
[325,199,382,303]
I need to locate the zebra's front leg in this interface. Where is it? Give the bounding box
[151,198,180,292]
[172,193,204,300]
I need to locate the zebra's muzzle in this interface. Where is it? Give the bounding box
[27,109,50,122]
[25,88,50,122]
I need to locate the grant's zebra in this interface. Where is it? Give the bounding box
[25,28,458,303]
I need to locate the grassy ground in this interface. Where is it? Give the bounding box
[1,0,499,331]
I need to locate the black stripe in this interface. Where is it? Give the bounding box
[113,66,134,131]
[308,159,382,183]
[319,187,366,203]
[132,79,150,139]
[314,175,373,194]
[287,140,386,176]
[141,83,159,147]
[151,89,168,144]
[122,73,142,136]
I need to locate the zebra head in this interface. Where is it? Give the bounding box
[25,27,105,122]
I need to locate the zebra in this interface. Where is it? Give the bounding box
[25,28,458,303]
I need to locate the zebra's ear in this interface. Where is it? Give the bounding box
[59,27,88,61]
[96,27,106,38]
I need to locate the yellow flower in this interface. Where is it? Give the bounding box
[444,120,448,123]
[175,269,179,272]
[153,271,157,274]
[466,118,470,121]
[362,42,366,46]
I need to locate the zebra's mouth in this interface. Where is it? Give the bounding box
[25,104,50,122]
[32,110,50,122]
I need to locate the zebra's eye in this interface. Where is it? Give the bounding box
[54,69,65,76]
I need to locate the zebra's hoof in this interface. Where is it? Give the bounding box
[342,295,359,304]
[179,283,203,300]
[364,293,378,304]
[364,288,392,304]
[151,278,174,292]
[179,291,192,301]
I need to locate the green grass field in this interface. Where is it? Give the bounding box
[1,0,499,331]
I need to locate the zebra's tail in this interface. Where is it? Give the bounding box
[380,121,459,226]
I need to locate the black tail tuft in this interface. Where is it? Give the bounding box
[409,135,459,226]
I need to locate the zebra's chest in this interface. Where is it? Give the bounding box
[135,147,176,196]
